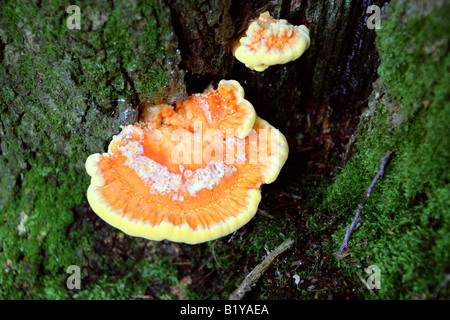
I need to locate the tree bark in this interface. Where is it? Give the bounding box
[165,0,385,136]
[0,0,389,298]
[0,0,385,206]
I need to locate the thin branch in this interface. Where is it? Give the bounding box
[336,150,393,259]
[257,208,275,219]
[229,238,294,300]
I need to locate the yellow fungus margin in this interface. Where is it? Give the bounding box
[85,80,289,244]
[233,12,310,71]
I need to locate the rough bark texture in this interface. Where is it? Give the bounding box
[165,0,384,135]
[0,0,384,209]
[0,0,187,298]
[1,0,448,300]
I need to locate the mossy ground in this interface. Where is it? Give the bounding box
[1,0,448,300]
[181,0,449,300]
[318,0,449,299]
[0,0,183,299]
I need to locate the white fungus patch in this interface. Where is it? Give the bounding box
[115,133,237,202]
[117,140,183,198]
[184,161,236,196]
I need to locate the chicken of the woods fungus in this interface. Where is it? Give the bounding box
[86,80,288,244]
[233,11,310,72]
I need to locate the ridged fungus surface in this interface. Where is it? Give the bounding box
[233,11,310,72]
[86,80,288,244]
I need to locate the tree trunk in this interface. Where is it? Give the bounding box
[0,0,384,298]
[166,0,383,124]
[164,0,385,172]
[0,0,384,207]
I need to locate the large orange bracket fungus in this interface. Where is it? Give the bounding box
[232,11,310,72]
[86,80,288,244]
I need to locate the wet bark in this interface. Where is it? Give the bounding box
[0,0,387,206]
[2,0,447,300]
[165,0,387,138]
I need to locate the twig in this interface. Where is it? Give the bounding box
[336,150,393,259]
[257,208,275,219]
[229,238,294,300]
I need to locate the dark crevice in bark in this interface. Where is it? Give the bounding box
[161,0,387,170]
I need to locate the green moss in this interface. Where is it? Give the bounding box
[0,158,87,299]
[0,0,184,299]
[0,155,181,299]
[72,257,178,300]
[181,201,299,299]
[1,0,447,301]
[0,0,182,165]
[0,0,182,208]
[376,0,450,116]
[181,0,449,300]
[322,0,450,299]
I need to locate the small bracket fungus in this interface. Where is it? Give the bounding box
[86,80,288,244]
[232,11,310,72]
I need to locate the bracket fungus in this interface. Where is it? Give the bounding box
[232,11,310,72]
[86,80,288,244]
